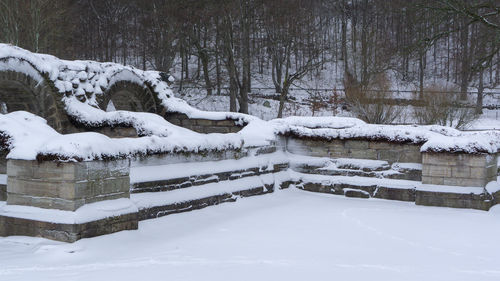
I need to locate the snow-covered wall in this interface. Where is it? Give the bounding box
[0,44,256,135]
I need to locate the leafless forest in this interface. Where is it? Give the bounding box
[1,0,499,118]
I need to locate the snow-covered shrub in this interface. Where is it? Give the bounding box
[412,84,478,129]
[344,72,404,124]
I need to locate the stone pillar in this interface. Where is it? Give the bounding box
[1,159,138,242]
[6,159,130,211]
[418,152,497,211]
[422,152,497,187]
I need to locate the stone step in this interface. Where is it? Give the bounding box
[293,162,422,181]
[131,163,289,193]
[132,172,292,220]
[292,172,419,202]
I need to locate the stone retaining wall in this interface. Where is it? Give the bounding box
[165,113,244,134]
[422,152,497,187]
[286,137,421,163]
[0,212,138,243]
[6,159,130,211]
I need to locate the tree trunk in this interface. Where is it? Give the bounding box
[419,52,424,99]
[476,69,484,114]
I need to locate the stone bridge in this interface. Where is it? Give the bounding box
[0,44,245,135]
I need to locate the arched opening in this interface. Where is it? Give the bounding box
[0,71,67,132]
[0,80,42,114]
[102,81,158,114]
[106,90,145,112]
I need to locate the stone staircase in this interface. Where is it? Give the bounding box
[291,156,422,181]
[289,155,422,201]
[129,153,290,220]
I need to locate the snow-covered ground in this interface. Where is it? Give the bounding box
[1,189,500,281]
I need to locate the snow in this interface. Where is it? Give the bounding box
[331,158,389,170]
[420,134,497,154]
[2,44,500,157]
[485,179,500,194]
[130,152,288,184]
[132,172,288,209]
[291,171,419,190]
[0,198,137,224]
[0,174,6,185]
[1,190,500,281]
[0,111,243,161]
[0,43,255,127]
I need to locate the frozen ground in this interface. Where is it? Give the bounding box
[1,189,500,281]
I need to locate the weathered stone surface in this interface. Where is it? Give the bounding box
[138,185,274,221]
[344,189,370,198]
[0,72,71,133]
[88,126,138,138]
[163,113,244,134]
[422,152,497,187]
[415,190,492,211]
[6,159,130,211]
[374,187,416,202]
[0,184,6,201]
[0,212,138,243]
[285,137,421,164]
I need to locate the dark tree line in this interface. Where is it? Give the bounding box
[1,0,499,116]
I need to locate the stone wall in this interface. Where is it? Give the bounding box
[165,113,244,134]
[72,125,138,138]
[6,159,130,211]
[286,137,422,163]
[0,212,138,243]
[422,152,497,187]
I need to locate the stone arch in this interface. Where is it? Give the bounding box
[101,71,159,113]
[0,67,68,133]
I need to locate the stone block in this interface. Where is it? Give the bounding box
[205,126,230,134]
[345,140,369,150]
[426,165,452,178]
[377,150,402,163]
[415,190,492,211]
[309,146,330,157]
[195,119,215,126]
[422,176,444,185]
[0,184,6,201]
[368,141,393,150]
[228,127,242,133]
[469,167,486,179]
[373,186,416,202]
[5,159,131,211]
[0,212,138,243]
[452,166,472,178]
[443,177,486,187]
[7,177,76,199]
[6,193,83,211]
[214,120,236,127]
[344,189,370,199]
[86,160,130,180]
[400,148,422,163]
[181,119,195,127]
[350,149,377,159]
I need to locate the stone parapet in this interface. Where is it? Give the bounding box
[165,112,244,134]
[286,138,421,164]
